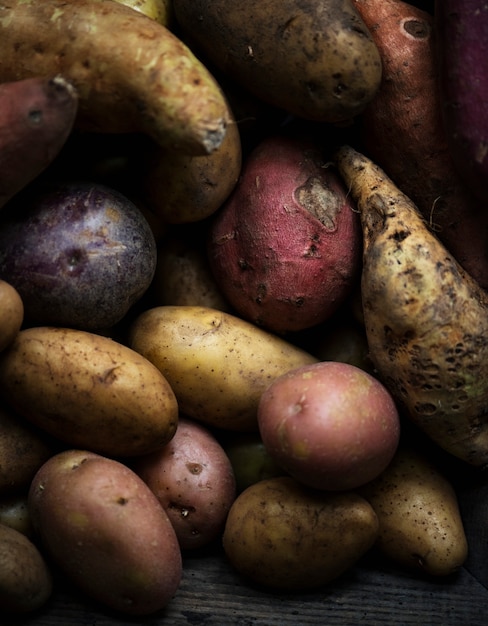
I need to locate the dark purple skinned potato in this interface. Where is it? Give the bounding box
[207,134,362,335]
[0,181,157,331]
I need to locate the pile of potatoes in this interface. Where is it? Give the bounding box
[0,0,485,618]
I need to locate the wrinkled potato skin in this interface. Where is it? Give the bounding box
[173,0,382,122]
[222,476,379,590]
[132,416,236,550]
[0,405,53,496]
[0,327,178,458]
[0,522,52,613]
[28,450,182,615]
[0,280,23,352]
[142,113,242,224]
[128,306,318,431]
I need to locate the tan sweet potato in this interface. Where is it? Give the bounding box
[0,0,230,155]
[335,144,488,467]
[0,76,77,209]
[354,0,488,289]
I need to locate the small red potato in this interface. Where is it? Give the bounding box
[207,134,362,334]
[257,361,401,491]
[132,416,236,550]
[0,75,78,210]
[28,450,182,616]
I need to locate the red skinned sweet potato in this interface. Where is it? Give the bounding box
[436,0,488,204]
[354,0,488,289]
[0,75,78,209]
[207,134,362,335]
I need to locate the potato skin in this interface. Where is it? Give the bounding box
[152,231,233,311]
[0,181,157,331]
[0,327,178,457]
[0,280,23,352]
[359,446,468,576]
[132,416,236,550]
[355,0,488,289]
[28,450,182,615]
[0,493,34,538]
[173,0,382,123]
[128,305,318,431]
[0,522,53,613]
[0,75,77,210]
[0,0,230,155]
[222,476,379,591]
[0,405,53,496]
[257,361,401,491]
[207,134,362,333]
[141,111,242,224]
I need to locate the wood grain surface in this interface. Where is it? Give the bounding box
[3,432,487,626]
[3,541,487,626]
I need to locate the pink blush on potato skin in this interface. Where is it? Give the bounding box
[258,361,401,491]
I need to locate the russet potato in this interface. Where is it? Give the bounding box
[222,476,379,590]
[0,326,178,457]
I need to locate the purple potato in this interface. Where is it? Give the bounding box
[0,181,157,330]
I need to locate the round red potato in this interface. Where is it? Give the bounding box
[132,416,236,550]
[207,133,362,334]
[257,361,401,491]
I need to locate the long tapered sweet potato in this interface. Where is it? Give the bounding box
[0,0,230,155]
[334,144,488,467]
[0,75,78,209]
[353,0,488,289]
[436,0,488,204]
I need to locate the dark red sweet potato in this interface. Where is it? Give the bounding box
[436,0,488,204]
[207,134,362,335]
[0,76,78,209]
[354,0,488,289]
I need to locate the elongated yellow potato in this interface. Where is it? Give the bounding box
[128,306,318,431]
[0,327,178,457]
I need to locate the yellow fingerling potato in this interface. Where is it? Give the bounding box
[0,327,178,458]
[128,306,318,431]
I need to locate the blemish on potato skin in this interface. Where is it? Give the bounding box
[186,462,203,475]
